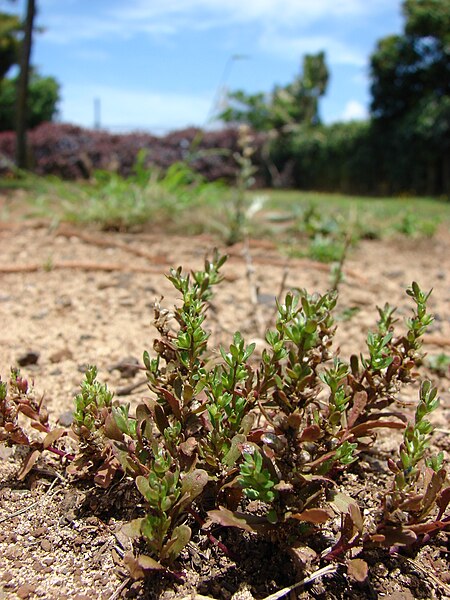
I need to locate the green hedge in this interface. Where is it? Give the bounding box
[269,113,450,196]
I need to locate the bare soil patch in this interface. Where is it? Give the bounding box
[1,215,449,600]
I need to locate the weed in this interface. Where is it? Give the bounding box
[27,160,225,232]
[226,125,258,245]
[1,252,448,580]
[426,353,450,377]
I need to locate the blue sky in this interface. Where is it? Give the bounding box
[8,0,404,133]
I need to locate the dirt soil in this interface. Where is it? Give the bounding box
[0,210,449,600]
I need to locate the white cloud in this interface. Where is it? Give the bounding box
[60,84,212,133]
[340,100,368,121]
[110,0,376,29]
[39,0,394,68]
[258,30,366,66]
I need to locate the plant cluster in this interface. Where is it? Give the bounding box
[53,157,226,232]
[1,252,448,582]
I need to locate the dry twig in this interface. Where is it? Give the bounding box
[57,225,169,263]
[0,261,163,274]
[261,564,338,600]
[0,476,60,524]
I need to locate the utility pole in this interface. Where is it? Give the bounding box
[16,0,36,169]
[94,97,101,129]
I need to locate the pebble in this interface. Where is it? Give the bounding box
[17,350,40,366]
[49,348,73,363]
[33,560,45,573]
[17,583,37,599]
[40,539,52,552]
[58,410,74,427]
[31,527,47,538]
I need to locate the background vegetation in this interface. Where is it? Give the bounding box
[0,0,448,197]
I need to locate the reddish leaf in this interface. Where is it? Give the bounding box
[328,490,360,515]
[17,449,40,480]
[122,518,143,539]
[379,527,417,547]
[421,468,446,515]
[206,507,261,532]
[42,427,65,449]
[298,424,322,442]
[179,437,198,457]
[400,494,424,512]
[123,553,164,579]
[350,420,404,438]
[408,521,449,535]
[103,414,124,442]
[437,486,450,520]
[291,508,333,524]
[93,458,120,488]
[152,403,170,434]
[17,404,40,421]
[30,421,49,433]
[346,391,368,428]
[155,387,182,420]
[347,558,368,583]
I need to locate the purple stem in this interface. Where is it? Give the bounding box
[187,507,234,558]
[47,445,75,461]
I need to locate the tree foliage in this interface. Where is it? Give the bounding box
[370,1,450,121]
[220,52,329,132]
[369,0,450,195]
[0,71,60,131]
[0,11,21,80]
[0,5,60,135]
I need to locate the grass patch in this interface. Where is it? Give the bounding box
[259,189,450,238]
[1,173,449,257]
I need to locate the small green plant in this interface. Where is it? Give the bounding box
[1,251,448,581]
[226,124,258,245]
[426,353,450,376]
[30,158,224,232]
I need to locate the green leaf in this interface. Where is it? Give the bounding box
[161,524,191,562]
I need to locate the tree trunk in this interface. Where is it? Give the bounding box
[15,0,35,169]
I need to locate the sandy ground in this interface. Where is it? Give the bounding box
[0,215,449,599]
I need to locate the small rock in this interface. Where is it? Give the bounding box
[49,348,73,363]
[32,560,44,573]
[40,539,52,552]
[119,297,134,307]
[55,295,73,308]
[109,356,140,378]
[17,583,36,599]
[31,310,49,320]
[31,527,47,538]
[58,410,74,427]
[79,334,94,341]
[17,350,40,366]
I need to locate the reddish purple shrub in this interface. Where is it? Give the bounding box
[0,122,268,184]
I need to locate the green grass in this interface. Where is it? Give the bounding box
[257,189,450,237]
[2,173,449,256]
